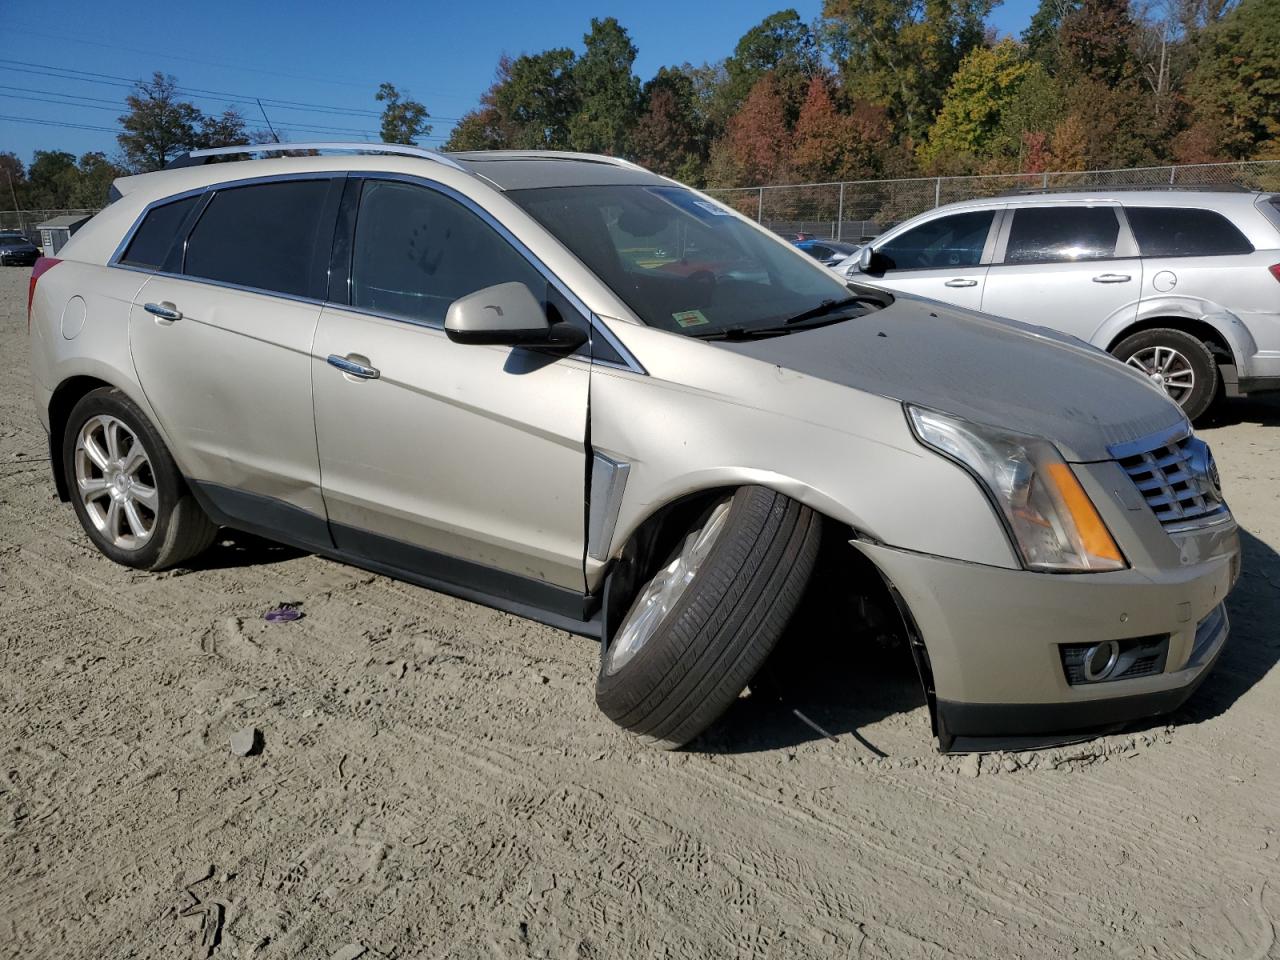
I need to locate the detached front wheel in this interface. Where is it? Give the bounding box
[596,486,821,748]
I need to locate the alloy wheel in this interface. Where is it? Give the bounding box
[606,498,733,675]
[1126,345,1196,403]
[73,414,159,550]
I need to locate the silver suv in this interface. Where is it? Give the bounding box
[28,144,1239,751]
[839,189,1280,420]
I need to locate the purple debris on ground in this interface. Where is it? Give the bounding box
[264,606,303,623]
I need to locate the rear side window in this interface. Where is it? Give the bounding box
[349,179,545,325]
[877,210,994,271]
[184,179,333,297]
[1005,206,1120,264]
[120,195,199,268]
[1125,207,1254,257]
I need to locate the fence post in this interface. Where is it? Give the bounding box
[836,182,845,240]
[1042,172,1049,189]
[1169,166,1177,185]
[934,178,942,208]
[757,187,764,222]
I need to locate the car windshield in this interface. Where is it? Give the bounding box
[510,184,862,337]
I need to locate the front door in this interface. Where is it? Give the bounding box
[980,202,1142,342]
[311,178,591,603]
[864,208,999,310]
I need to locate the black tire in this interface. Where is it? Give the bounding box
[62,387,218,570]
[596,486,821,748]
[1111,328,1219,422]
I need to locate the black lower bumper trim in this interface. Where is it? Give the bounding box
[936,640,1224,753]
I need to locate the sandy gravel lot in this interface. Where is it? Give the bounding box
[2,264,1278,959]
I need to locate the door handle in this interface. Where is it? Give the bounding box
[327,354,380,380]
[1092,273,1131,283]
[144,301,182,321]
[944,278,978,288]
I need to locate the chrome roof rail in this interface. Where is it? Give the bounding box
[165,142,466,172]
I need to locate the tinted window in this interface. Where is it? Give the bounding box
[1126,207,1254,257]
[120,195,198,268]
[184,179,333,297]
[512,184,857,338]
[877,211,994,271]
[1005,206,1120,264]
[350,180,545,325]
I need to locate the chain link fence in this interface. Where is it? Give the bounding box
[706,160,1280,242]
[0,209,98,242]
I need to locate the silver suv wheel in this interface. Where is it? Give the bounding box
[74,414,159,550]
[1125,345,1195,403]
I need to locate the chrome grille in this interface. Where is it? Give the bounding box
[1114,432,1227,530]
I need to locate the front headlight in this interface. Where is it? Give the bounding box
[907,406,1126,573]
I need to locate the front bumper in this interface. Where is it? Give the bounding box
[853,532,1238,751]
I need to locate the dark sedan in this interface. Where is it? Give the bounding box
[0,231,40,266]
[792,238,862,268]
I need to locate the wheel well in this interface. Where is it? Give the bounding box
[1107,317,1236,367]
[46,375,112,502]
[602,487,930,734]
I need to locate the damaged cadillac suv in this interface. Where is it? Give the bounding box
[27,144,1239,751]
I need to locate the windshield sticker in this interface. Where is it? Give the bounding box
[693,200,733,216]
[648,186,736,222]
[673,310,711,328]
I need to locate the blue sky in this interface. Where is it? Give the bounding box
[0,0,1038,168]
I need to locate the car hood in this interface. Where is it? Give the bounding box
[713,296,1185,462]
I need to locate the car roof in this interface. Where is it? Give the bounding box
[112,146,671,203]
[928,189,1271,214]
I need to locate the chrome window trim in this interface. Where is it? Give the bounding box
[108,171,344,270]
[106,169,647,376]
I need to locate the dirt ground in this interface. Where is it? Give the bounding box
[1,264,1278,960]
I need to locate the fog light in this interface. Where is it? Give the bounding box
[1082,640,1120,682]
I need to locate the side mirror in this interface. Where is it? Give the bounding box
[445,281,588,352]
[857,246,875,273]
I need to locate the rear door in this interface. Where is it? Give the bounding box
[863,208,999,309]
[981,202,1142,342]
[127,176,343,535]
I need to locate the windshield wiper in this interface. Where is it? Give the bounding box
[693,313,858,341]
[777,295,864,326]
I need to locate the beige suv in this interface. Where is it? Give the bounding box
[27,144,1240,751]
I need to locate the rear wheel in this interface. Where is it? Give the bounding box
[596,486,821,748]
[63,388,218,570]
[1112,328,1219,422]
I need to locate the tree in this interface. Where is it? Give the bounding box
[117,72,205,171]
[1,152,27,209]
[720,10,820,123]
[70,153,127,208]
[568,17,641,155]
[493,48,580,149]
[1022,0,1082,71]
[632,67,706,182]
[1181,0,1279,159]
[376,83,431,145]
[197,109,248,148]
[1058,0,1139,86]
[791,76,850,181]
[26,150,79,208]
[824,0,994,141]
[446,57,519,151]
[715,73,792,185]
[920,40,1046,171]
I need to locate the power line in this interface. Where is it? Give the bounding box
[0,113,117,133]
[4,19,475,100]
[0,58,464,122]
